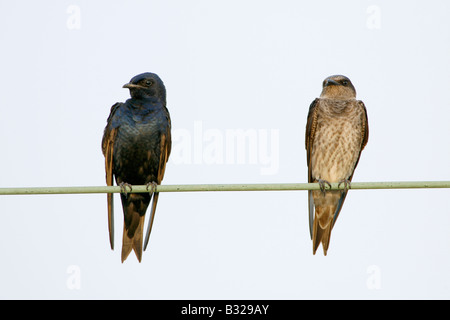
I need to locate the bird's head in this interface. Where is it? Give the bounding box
[320,75,356,100]
[123,72,166,103]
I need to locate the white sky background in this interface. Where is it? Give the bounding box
[0,0,449,299]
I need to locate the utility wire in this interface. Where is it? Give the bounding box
[0,181,449,195]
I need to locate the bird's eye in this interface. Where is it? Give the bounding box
[145,80,153,86]
[342,80,348,86]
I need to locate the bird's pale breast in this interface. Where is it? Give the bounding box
[311,99,364,182]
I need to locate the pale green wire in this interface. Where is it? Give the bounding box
[0,181,449,195]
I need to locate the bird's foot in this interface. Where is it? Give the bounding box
[119,182,132,197]
[146,181,158,194]
[338,179,351,192]
[317,179,332,196]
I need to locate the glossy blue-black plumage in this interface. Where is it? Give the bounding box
[111,99,170,185]
[102,72,171,262]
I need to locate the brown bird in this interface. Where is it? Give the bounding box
[305,75,368,255]
[102,72,171,262]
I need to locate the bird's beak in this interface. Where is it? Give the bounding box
[325,79,340,87]
[123,83,143,89]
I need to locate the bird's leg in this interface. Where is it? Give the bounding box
[338,178,351,193]
[119,182,132,197]
[146,181,158,194]
[317,179,332,196]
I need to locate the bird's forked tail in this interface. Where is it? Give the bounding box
[312,205,334,256]
[121,210,145,263]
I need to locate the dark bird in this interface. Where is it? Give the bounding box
[305,75,368,255]
[102,72,171,262]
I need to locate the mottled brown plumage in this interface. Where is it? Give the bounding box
[305,75,368,255]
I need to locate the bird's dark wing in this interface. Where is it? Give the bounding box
[305,98,319,238]
[143,119,172,251]
[162,105,172,161]
[101,102,122,250]
[357,100,369,158]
